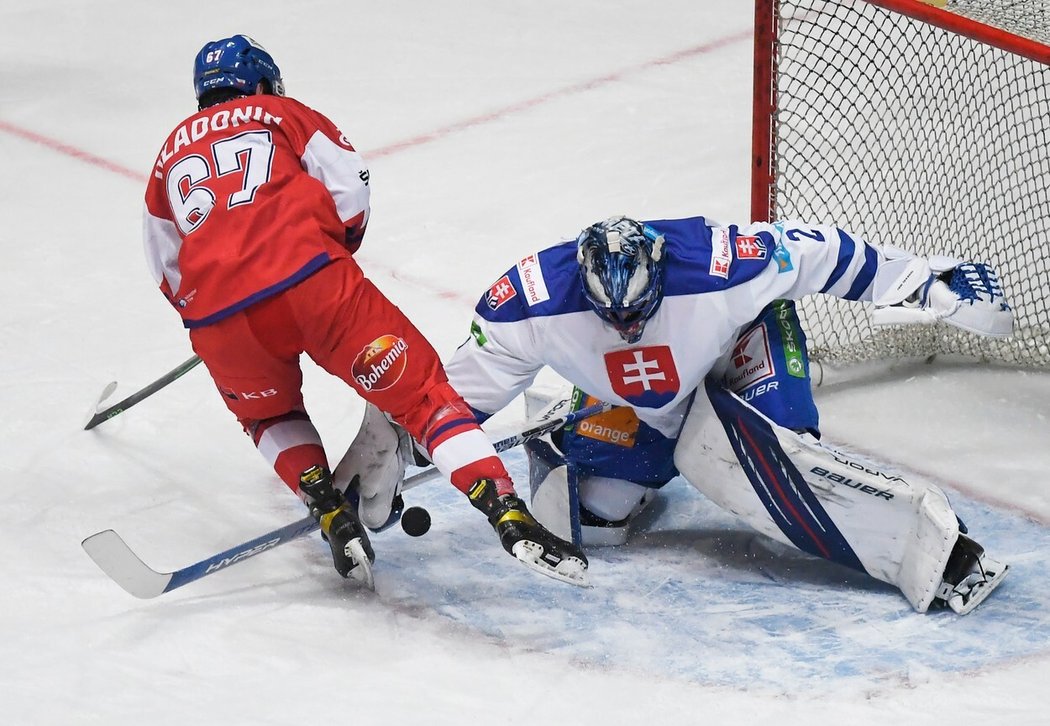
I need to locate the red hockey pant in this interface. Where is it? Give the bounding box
[188,258,506,493]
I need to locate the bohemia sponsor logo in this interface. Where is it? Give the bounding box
[709,228,732,279]
[734,234,767,260]
[485,274,517,310]
[517,254,550,305]
[352,334,409,392]
[725,325,775,390]
[604,346,680,408]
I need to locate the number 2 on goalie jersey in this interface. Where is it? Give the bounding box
[165,130,275,235]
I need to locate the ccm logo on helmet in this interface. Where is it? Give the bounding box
[352,335,409,392]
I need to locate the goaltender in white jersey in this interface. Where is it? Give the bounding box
[442,215,1013,615]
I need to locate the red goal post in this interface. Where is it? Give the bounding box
[752,0,1050,369]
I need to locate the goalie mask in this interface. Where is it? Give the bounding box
[577,216,665,343]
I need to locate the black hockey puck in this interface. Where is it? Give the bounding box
[400,506,431,537]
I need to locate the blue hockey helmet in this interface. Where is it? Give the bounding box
[193,35,285,102]
[577,216,666,343]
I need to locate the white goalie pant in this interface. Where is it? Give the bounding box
[675,380,960,613]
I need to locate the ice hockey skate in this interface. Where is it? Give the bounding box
[299,465,376,590]
[468,478,589,586]
[933,535,1009,615]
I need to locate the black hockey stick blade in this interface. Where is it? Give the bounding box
[84,355,203,430]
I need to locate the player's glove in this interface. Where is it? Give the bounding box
[468,478,589,586]
[872,247,1013,337]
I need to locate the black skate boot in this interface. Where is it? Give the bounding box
[933,534,1009,615]
[467,478,588,585]
[299,465,375,589]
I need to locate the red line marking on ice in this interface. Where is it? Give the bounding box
[0,119,143,182]
[367,31,750,158]
[0,31,749,301]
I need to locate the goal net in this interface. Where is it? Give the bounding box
[752,0,1050,368]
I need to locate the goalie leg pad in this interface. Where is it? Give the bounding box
[674,378,966,612]
[522,382,659,546]
[524,440,654,548]
[524,438,582,546]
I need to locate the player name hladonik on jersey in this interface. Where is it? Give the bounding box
[143,95,371,328]
[445,215,880,437]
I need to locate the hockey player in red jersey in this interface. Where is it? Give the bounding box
[142,35,586,587]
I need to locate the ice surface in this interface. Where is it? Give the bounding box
[2,2,1048,724]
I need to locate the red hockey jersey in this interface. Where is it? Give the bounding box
[143,95,371,328]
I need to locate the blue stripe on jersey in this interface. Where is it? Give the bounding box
[819,230,856,294]
[182,252,331,328]
[475,242,592,324]
[705,378,866,573]
[843,241,879,300]
[646,217,769,296]
[475,216,773,324]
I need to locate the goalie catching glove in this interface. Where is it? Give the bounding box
[468,477,589,586]
[872,247,1013,337]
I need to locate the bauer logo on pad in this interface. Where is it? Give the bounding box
[517,254,550,306]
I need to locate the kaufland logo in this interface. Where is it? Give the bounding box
[517,254,550,305]
[352,334,409,392]
[726,325,774,390]
[710,228,732,279]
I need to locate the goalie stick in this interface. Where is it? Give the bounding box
[82,400,611,599]
[83,355,203,430]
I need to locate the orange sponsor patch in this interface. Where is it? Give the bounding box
[574,398,639,448]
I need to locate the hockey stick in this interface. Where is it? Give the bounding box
[82,401,611,599]
[84,355,203,430]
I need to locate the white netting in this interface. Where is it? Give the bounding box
[767,0,1050,367]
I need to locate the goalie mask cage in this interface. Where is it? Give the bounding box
[752,0,1050,368]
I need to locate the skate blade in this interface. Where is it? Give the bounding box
[344,538,375,591]
[948,560,1009,615]
[512,541,589,587]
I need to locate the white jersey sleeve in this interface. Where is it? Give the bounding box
[445,317,546,421]
[741,220,880,304]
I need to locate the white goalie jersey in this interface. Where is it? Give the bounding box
[445,215,1011,432]
[445,214,1013,615]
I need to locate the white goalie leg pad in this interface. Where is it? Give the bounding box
[674,381,959,612]
[525,444,653,548]
[332,403,412,530]
[524,384,581,545]
[525,439,580,545]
